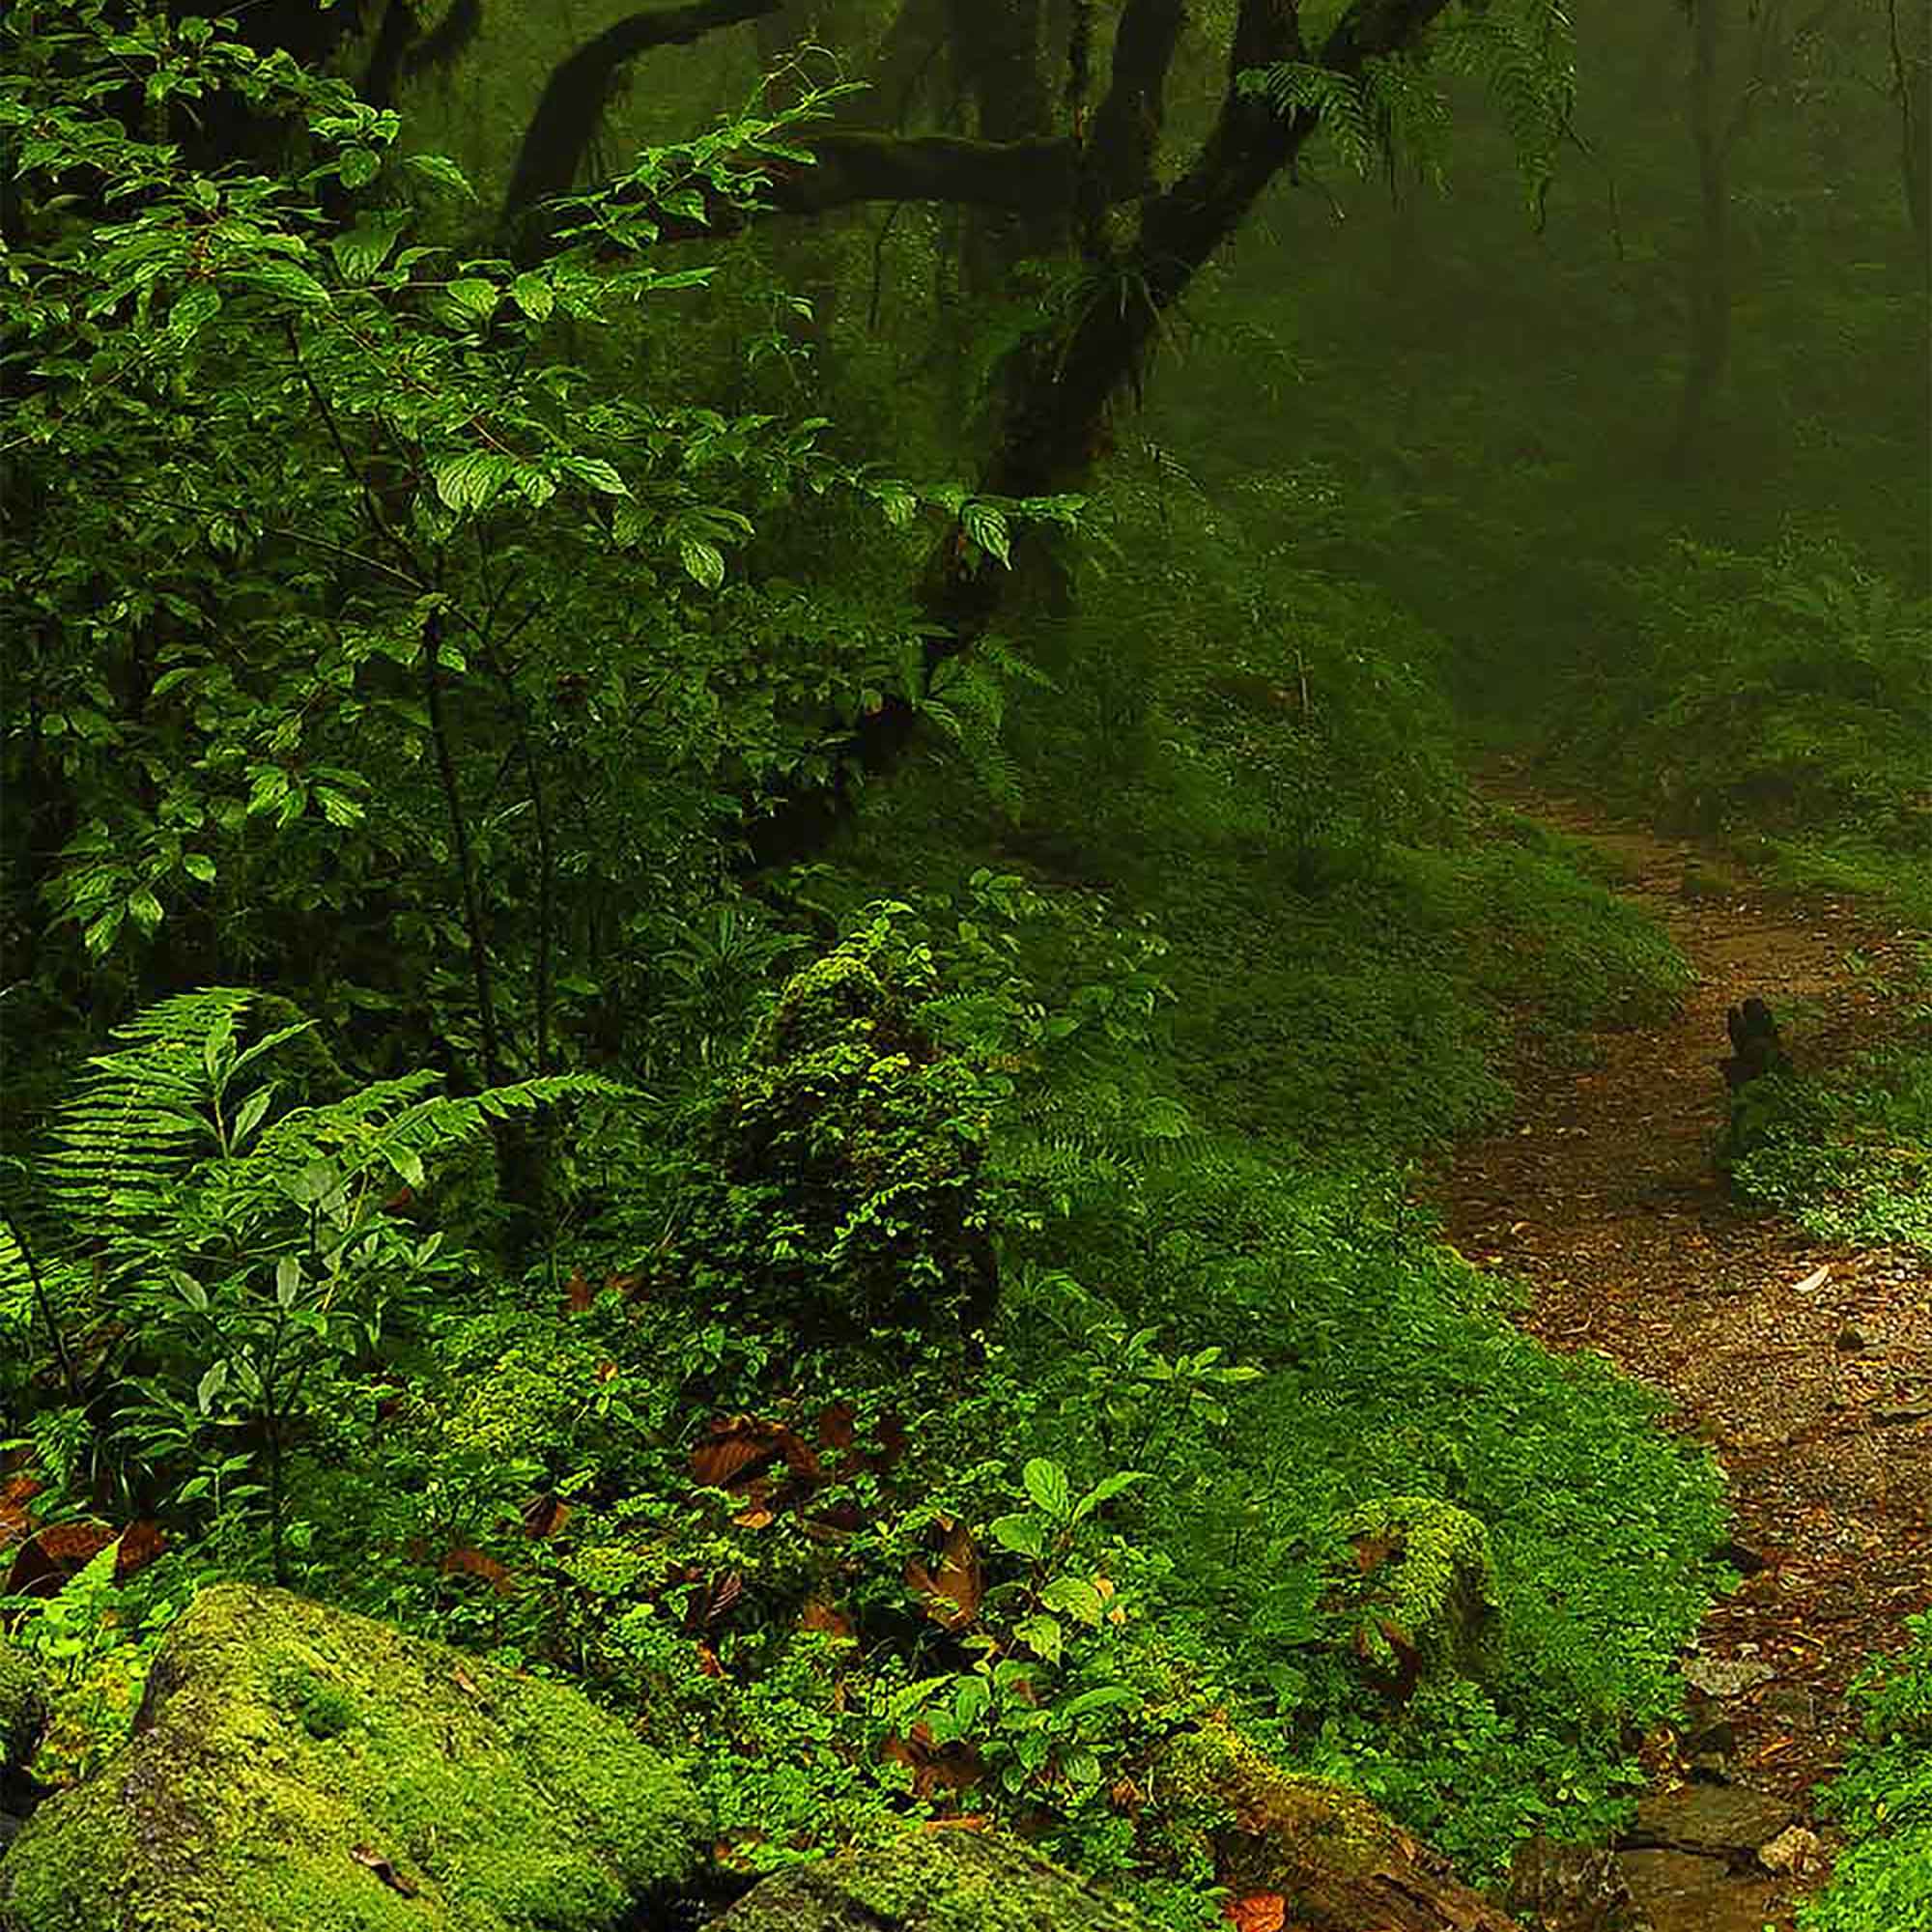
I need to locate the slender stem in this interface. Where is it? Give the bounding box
[3,1208,83,1406]
[422,607,505,1087]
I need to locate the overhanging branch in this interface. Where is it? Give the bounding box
[502,0,784,224]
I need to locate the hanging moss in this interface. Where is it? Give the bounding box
[0,1585,707,1932]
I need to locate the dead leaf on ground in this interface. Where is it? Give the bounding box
[883,1721,983,1798]
[1222,1896,1287,1932]
[520,1492,573,1540]
[7,1520,116,1597]
[114,1520,167,1582]
[799,1597,857,1642]
[0,1476,41,1556]
[439,1546,514,1595]
[692,1416,792,1491]
[905,1515,981,1630]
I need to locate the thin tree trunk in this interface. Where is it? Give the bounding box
[1670,0,1730,477]
[421,609,503,1089]
[1889,0,1930,254]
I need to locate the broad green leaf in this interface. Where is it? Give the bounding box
[317,788,365,827]
[83,907,125,953]
[679,538,724,590]
[337,146,382,189]
[1012,1612,1063,1663]
[168,284,221,340]
[432,451,508,513]
[510,272,554,321]
[183,853,218,885]
[405,153,475,199]
[962,501,1011,568]
[951,1675,990,1729]
[443,276,498,326]
[1022,1457,1071,1521]
[514,466,556,508]
[563,456,630,497]
[1072,1469,1149,1522]
[1038,1576,1104,1626]
[329,211,408,284]
[197,1362,227,1412]
[275,1255,302,1307]
[1059,1684,1140,1720]
[875,482,918,528]
[240,260,330,307]
[231,1085,275,1149]
[127,888,164,934]
[987,1513,1046,1559]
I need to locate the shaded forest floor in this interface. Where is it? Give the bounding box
[1430,771,1932,1932]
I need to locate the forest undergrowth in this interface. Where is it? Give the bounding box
[1,6,1926,1928]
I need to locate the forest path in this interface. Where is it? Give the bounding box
[1428,772,1932,1932]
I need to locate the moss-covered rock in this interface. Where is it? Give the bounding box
[0,1584,707,1932]
[0,1638,48,1776]
[1334,1494,1500,1699]
[705,1828,1158,1931]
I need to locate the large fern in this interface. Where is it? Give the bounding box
[39,987,621,1287]
[43,988,270,1240]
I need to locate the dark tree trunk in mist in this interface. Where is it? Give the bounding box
[1889,0,1930,253]
[1670,0,1731,478]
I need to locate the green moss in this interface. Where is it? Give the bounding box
[1157,1721,1394,1891]
[710,1828,1156,1931]
[1336,1494,1502,1689]
[0,1637,48,1776]
[0,1585,707,1932]
[696,934,998,1333]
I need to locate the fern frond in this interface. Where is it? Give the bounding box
[1244,62,1378,177]
[242,1071,628,1196]
[1437,2,1577,213]
[43,987,256,1237]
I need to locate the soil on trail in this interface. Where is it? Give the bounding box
[1430,778,1932,1932]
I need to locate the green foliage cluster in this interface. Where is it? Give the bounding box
[1731,956,1932,1256]
[1570,537,1932,869]
[0,2,1858,1923]
[1802,1615,1932,1932]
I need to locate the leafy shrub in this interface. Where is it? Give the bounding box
[1733,956,1932,1254]
[1577,536,1932,850]
[1803,1616,1932,1932]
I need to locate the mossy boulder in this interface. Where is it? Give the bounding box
[706,1828,1157,1931]
[0,1640,47,1777]
[0,1584,707,1932]
[1333,1494,1500,1699]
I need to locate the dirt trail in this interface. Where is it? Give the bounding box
[1429,777,1932,1932]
